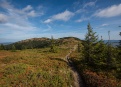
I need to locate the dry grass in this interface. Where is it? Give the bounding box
[0,48,74,87]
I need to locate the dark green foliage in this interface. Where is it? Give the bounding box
[0,44,5,50]
[116,32,121,75]
[82,23,118,71]
[117,32,121,56]
[92,38,109,70]
[106,31,112,68]
[50,36,56,53]
[5,38,50,50]
[119,31,121,46]
[119,40,121,48]
[21,45,26,50]
[68,24,121,87]
[12,45,16,52]
[83,23,98,65]
[77,23,121,86]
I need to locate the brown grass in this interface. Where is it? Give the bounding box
[0,48,74,87]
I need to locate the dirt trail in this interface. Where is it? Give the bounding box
[65,45,85,87]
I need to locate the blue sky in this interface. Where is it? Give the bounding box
[0,0,121,42]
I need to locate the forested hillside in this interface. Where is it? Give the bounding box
[0,37,81,50]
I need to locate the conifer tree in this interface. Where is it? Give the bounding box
[107,31,112,67]
[50,36,56,53]
[95,36,107,68]
[0,44,5,50]
[98,36,106,60]
[12,45,16,52]
[83,23,98,65]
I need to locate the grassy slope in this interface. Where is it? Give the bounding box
[0,48,74,87]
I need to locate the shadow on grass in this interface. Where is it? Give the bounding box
[49,57,67,63]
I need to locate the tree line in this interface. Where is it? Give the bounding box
[0,39,51,50]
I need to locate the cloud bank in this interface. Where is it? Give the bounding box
[95,4,121,17]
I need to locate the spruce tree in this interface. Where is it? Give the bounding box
[50,36,56,53]
[107,31,112,68]
[98,36,106,61]
[83,23,98,65]
[95,36,107,69]
[12,45,16,52]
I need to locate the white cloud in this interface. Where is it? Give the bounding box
[95,4,121,17]
[27,10,36,17]
[0,0,43,25]
[52,10,74,21]
[101,24,109,27]
[83,1,96,8]
[74,0,96,14]
[0,0,12,10]
[0,0,40,38]
[74,0,97,21]
[76,17,89,22]
[44,10,74,23]
[0,13,7,23]
[22,5,43,17]
[75,9,86,14]
[4,23,36,31]
[0,1,43,18]
[23,5,33,11]
[44,19,52,23]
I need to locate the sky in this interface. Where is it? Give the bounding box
[0,0,121,42]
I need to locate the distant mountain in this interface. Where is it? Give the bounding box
[0,42,13,45]
[104,40,120,47]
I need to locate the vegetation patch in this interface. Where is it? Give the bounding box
[0,42,77,87]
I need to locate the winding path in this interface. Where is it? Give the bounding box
[65,45,85,87]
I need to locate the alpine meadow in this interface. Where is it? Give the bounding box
[0,0,121,87]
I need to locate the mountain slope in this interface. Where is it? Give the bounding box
[5,37,82,50]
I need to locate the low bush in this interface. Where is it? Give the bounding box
[82,70,117,87]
